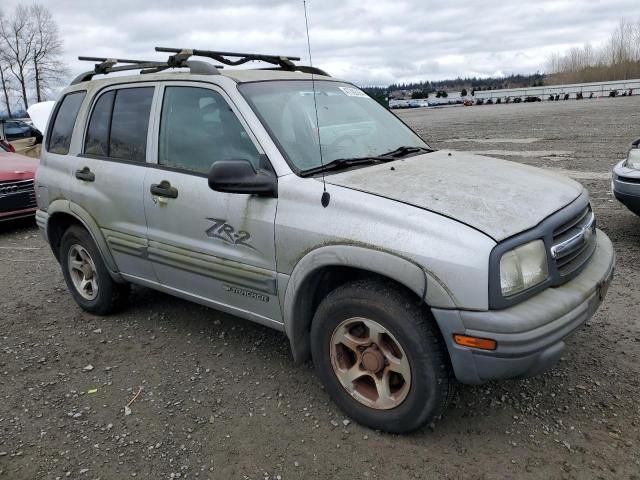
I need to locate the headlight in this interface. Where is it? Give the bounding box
[625,152,640,170]
[499,240,549,296]
[624,156,640,170]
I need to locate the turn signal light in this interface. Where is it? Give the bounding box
[453,334,497,351]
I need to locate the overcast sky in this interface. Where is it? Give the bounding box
[3,0,640,87]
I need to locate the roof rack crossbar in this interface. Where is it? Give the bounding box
[71,52,221,85]
[156,47,301,70]
[100,62,167,73]
[78,56,159,65]
[260,66,331,76]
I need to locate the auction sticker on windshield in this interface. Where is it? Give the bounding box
[339,86,369,98]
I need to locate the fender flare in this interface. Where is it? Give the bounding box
[46,199,122,280]
[282,245,456,363]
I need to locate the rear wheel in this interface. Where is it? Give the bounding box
[310,279,453,433]
[60,226,129,315]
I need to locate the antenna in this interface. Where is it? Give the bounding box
[303,0,330,208]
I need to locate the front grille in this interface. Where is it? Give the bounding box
[617,175,640,184]
[551,205,596,280]
[489,192,598,309]
[0,179,36,214]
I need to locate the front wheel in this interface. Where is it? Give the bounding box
[310,280,454,433]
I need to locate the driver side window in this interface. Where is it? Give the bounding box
[158,86,262,174]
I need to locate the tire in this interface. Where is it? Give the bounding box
[310,279,454,433]
[59,225,130,315]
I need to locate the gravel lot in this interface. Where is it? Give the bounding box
[1,96,639,480]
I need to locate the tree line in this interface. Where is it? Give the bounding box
[546,18,640,85]
[0,4,67,118]
[362,73,545,101]
[388,73,545,94]
[365,74,544,99]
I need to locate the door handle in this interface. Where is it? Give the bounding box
[75,167,95,182]
[150,180,178,199]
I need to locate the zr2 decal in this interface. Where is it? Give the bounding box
[206,218,256,251]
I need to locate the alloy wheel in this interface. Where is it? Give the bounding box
[330,317,411,410]
[67,244,99,301]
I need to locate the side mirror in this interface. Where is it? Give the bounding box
[208,159,277,198]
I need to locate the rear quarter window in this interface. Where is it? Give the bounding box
[47,91,86,155]
[84,86,154,163]
[85,91,115,157]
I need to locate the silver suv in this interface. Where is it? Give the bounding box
[35,48,615,433]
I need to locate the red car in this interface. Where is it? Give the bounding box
[0,144,39,222]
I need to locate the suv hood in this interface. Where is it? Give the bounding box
[326,150,583,241]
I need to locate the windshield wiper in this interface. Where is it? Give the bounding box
[377,145,433,158]
[300,156,385,177]
[299,146,433,177]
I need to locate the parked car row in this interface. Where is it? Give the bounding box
[390,98,466,109]
[389,90,636,110]
[474,90,634,105]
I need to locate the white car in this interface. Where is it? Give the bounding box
[613,138,640,216]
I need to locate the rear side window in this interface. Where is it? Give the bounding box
[47,91,86,154]
[84,87,154,162]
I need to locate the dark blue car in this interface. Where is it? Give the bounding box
[1,119,36,141]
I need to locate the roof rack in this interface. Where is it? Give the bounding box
[156,47,330,76]
[71,47,330,85]
[71,52,222,85]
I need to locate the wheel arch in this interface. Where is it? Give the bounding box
[282,245,455,364]
[46,200,122,281]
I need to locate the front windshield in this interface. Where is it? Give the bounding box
[239,80,430,173]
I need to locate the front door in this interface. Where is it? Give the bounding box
[143,84,281,325]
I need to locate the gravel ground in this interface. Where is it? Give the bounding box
[1,96,640,480]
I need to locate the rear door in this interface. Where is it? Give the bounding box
[72,84,157,280]
[143,83,281,325]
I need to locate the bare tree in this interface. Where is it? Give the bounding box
[0,5,35,110]
[30,4,67,103]
[0,61,13,118]
[0,10,13,117]
[546,17,640,85]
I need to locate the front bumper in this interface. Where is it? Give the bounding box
[0,206,37,222]
[612,160,640,216]
[433,229,615,385]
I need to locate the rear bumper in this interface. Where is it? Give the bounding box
[433,230,615,385]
